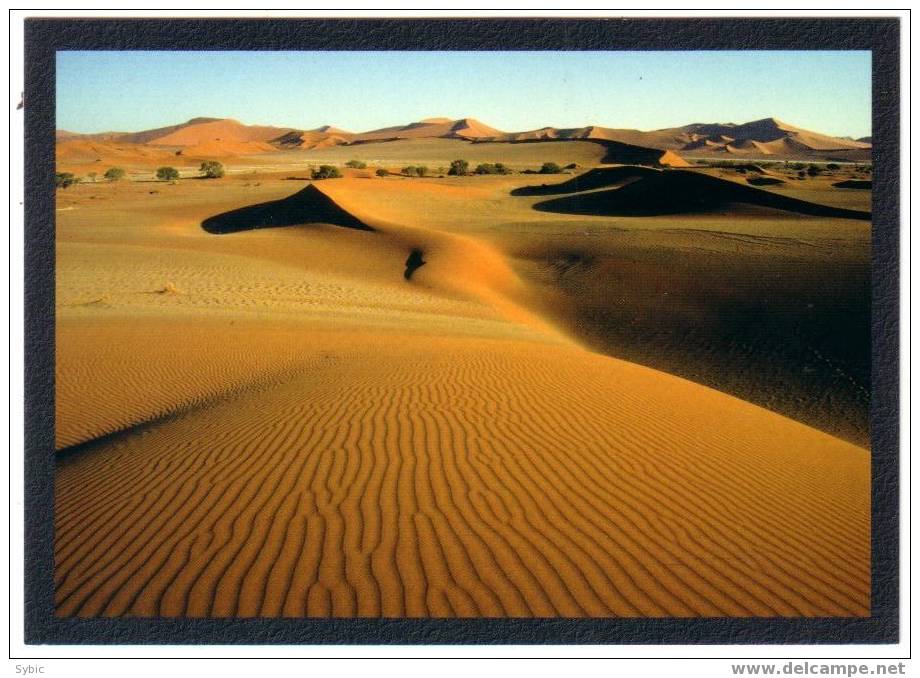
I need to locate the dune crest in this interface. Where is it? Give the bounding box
[201,184,374,234]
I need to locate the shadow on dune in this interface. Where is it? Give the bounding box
[404,249,426,280]
[597,140,674,165]
[533,170,871,220]
[746,175,786,187]
[511,166,659,196]
[201,184,374,234]
[833,180,872,190]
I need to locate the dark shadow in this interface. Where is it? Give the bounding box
[511,166,659,196]
[597,140,673,165]
[404,249,426,280]
[201,184,374,234]
[833,180,872,189]
[533,170,871,220]
[746,176,785,186]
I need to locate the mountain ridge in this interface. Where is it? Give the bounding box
[56,115,871,161]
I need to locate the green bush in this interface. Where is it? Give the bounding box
[55,172,79,189]
[346,160,367,169]
[199,161,225,179]
[402,165,429,177]
[474,163,513,175]
[826,163,841,171]
[448,159,469,176]
[103,167,126,182]
[539,162,563,174]
[156,166,180,182]
[376,168,390,177]
[311,165,342,180]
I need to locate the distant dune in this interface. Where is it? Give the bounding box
[121,118,291,146]
[55,139,189,167]
[57,115,870,167]
[351,117,505,143]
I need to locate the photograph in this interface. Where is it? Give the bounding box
[52,49,874,620]
[15,14,902,655]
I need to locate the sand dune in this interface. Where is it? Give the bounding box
[687,118,870,151]
[55,328,868,618]
[272,130,352,150]
[55,169,871,619]
[353,117,505,142]
[179,139,279,158]
[533,170,872,219]
[57,115,868,174]
[510,166,658,196]
[56,139,188,170]
[143,118,292,146]
[201,184,374,233]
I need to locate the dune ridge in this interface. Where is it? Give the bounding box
[57,115,871,167]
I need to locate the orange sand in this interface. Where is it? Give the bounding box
[54,169,870,618]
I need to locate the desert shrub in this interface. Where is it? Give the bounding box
[55,172,79,189]
[376,168,390,177]
[564,163,578,170]
[539,162,563,174]
[156,166,180,182]
[474,162,512,175]
[448,159,469,176]
[402,165,426,177]
[311,165,342,180]
[797,170,807,178]
[103,167,126,182]
[346,160,367,169]
[827,163,841,171]
[200,160,225,179]
[807,165,821,176]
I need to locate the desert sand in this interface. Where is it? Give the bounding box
[54,132,871,618]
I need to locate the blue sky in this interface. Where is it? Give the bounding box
[56,51,871,137]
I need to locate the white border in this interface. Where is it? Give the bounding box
[6,6,911,668]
